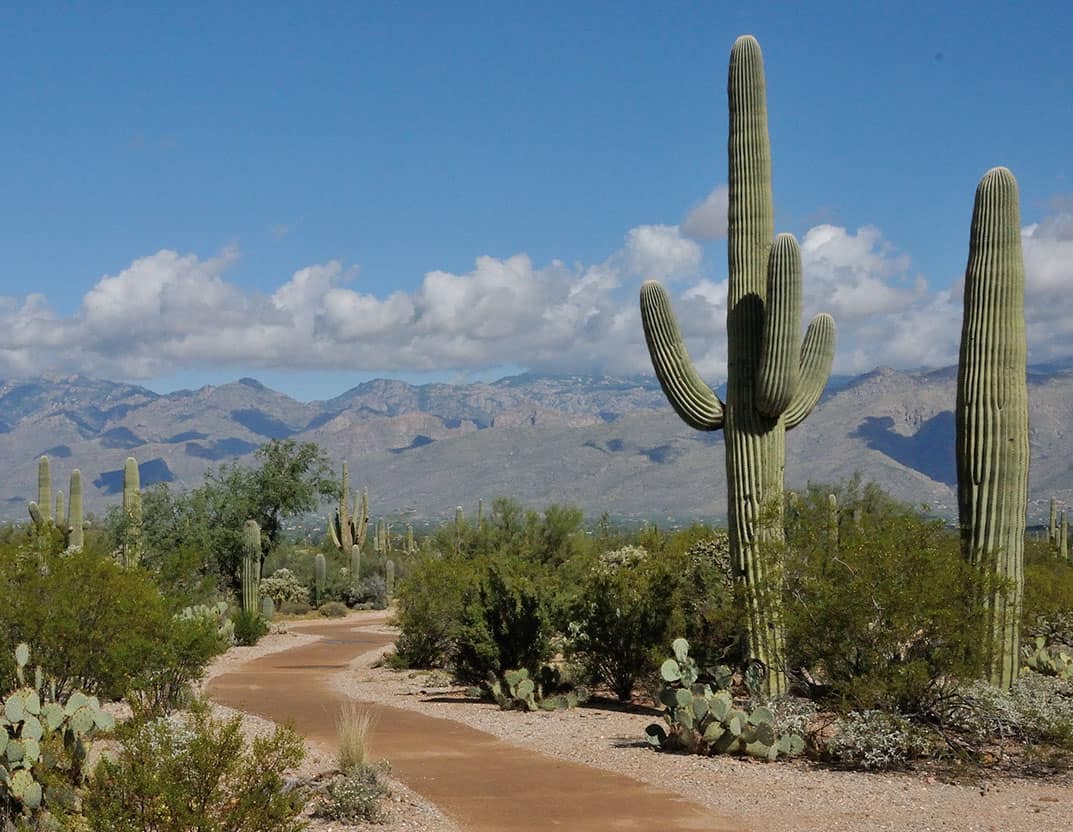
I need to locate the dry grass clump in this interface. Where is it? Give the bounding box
[336,702,377,771]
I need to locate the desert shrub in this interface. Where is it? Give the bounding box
[126,614,227,717]
[669,530,745,669]
[83,702,307,832]
[231,609,269,646]
[313,764,389,824]
[394,555,476,668]
[1023,539,1073,646]
[336,703,376,771]
[320,601,348,618]
[781,487,987,713]
[565,545,684,701]
[279,600,312,616]
[0,547,217,700]
[943,674,1073,749]
[356,574,388,610]
[453,556,552,684]
[824,710,936,770]
[259,568,309,608]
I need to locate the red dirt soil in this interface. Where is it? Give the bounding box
[207,618,743,832]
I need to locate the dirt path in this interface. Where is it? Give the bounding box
[206,616,742,832]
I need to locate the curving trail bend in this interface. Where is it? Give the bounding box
[206,616,744,832]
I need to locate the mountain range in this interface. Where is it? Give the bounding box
[0,365,1069,526]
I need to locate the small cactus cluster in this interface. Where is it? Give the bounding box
[488,669,587,712]
[176,601,235,645]
[1,643,114,817]
[1022,637,1073,680]
[644,638,804,761]
[26,457,84,553]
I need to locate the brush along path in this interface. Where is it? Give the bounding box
[207,615,737,832]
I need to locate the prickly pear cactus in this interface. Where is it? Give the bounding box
[638,36,836,696]
[1,643,114,821]
[644,638,804,760]
[955,167,1029,689]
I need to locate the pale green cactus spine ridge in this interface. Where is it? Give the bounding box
[955,166,1029,690]
[637,35,836,696]
[242,519,262,615]
[37,456,51,524]
[67,469,84,552]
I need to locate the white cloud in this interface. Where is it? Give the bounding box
[2,198,1072,384]
[682,185,729,241]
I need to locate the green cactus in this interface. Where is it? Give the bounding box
[2,642,114,820]
[385,558,395,600]
[37,456,51,525]
[406,523,416,555]
[1062,512,1069,562]
[121,457,142,568]
[638,36,836,695]
[955,167,1029,690]
[67,469,84,552]
[54,490,65,532]
[242,519,262,615]
[1023,637,1073,680]
[350,543,361,585]
[827,493,839,548]
[1049,497,1058,545]
[261,595,275,622]
[313,553,326,608]
[328,463,369,561]
[645,638,803,759]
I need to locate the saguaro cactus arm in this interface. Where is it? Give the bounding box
[756,234,803,416]
[784,313,837,430]
[639,281,724,431]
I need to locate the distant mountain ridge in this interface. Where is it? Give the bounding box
[0,365,1069,524]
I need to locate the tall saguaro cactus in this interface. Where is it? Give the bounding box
[121,457,142,568]
[1049,497,1058,545]
[242,520,262,615]
[67,469,84,552]
[328,462,369,555]
[38,456,51,524]
[313,553,326,608]
[638,36,835,695]
[955,167,1029,689]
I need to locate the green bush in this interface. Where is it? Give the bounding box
[126,614,226,717]
[0,546,219,700]
[565,546,683,701]
[320,601,348,618]
[824,710,935,770]
[312,763,390,824]
[279,600,312,616]
[453,556,552,684]
[83,702,307,832]
[1023,539,1073,646]
[231,609,269,646]
[393,555,476,668]
[259,568,310,609]
[781,486,988,713]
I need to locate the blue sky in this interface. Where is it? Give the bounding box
[2,2,1072,400]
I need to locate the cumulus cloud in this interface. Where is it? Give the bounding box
[682,185,729,241]
[2,200,1072,384]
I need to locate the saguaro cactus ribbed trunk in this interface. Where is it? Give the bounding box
[955,166,1029,690]
[38,456,51,524]
[122,457,142,568]
[242,519,262,614]
[639,35,836,695]
[67,469,84,552]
